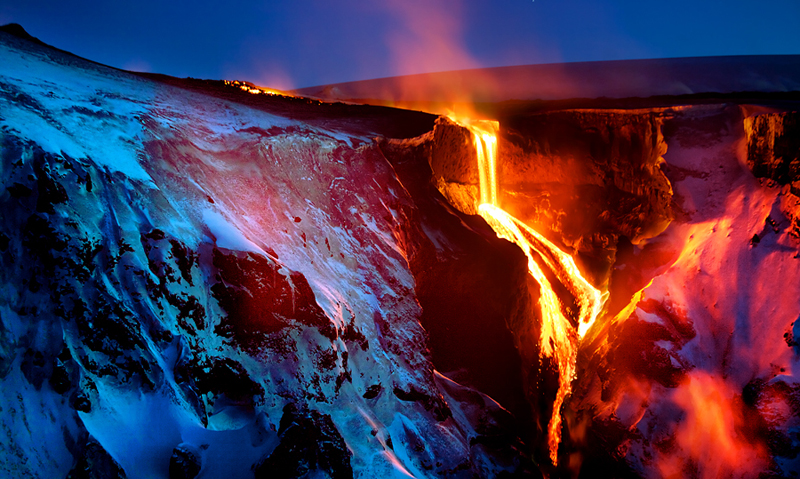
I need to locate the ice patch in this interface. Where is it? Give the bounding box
[203,209,265,254]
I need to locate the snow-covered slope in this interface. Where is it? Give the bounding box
[0,28,535,479]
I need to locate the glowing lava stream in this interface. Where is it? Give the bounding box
[466,119,604,465]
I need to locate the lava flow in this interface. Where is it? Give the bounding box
[464,119,605,465]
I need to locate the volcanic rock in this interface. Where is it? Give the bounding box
[745,110,800,187]
[168,444,202,479]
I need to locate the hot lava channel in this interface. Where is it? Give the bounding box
[457,118,606,466]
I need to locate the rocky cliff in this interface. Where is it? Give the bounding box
[0,28,536,479]
[3,23,800,479]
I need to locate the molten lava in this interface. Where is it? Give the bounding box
[462,119,604,465]
[224,80,286,96]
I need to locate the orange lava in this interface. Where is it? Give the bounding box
[224,80,287,96]
[461,118,604,465]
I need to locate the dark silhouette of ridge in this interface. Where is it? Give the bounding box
[0,23,50,47]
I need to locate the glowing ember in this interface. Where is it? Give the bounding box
[461,119,604,465]
[223,80,286,96]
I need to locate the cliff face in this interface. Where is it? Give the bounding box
[745,110,800,187]
[427,111,672,286]
[499,110,672,281]
[563,104,800,477]
[745,110,800,239]
[0,30,536,479]
[425,102,800,477]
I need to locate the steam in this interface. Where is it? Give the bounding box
[382,0,479,77]
[227,59,296,92]
[369,0,499,113]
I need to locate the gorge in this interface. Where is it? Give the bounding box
[1,23,800,478]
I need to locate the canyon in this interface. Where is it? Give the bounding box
[1,23,800,478]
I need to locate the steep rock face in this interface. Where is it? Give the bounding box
[427,117,482,216]
[427,111,673,285]
[426,101,800,477]
[379,134,537,437]
[745,110,800,187]
[385,130,587,465]
[425,112,678,467]
[744,110,800,238]
[0,30,535,478]
[499,110,672,282]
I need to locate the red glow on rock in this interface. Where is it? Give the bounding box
[656,371,769,479]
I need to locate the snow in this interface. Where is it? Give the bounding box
[0,36,156,183]
[0,364,80,479]
[202,209,265,254]
[80,384,272,479]
[605,104,800,477]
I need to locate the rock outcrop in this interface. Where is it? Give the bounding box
[745,110,800,188]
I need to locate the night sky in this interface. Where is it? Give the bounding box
[3,0,799,89]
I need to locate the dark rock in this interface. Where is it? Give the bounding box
[20,348,48,390]
[169,443,202,479]
[143,228,166,241]
[363,384,382,399]
[23,213,68,272]
[211,248,334,349]
[6,182,32,197]
[568,416,640,479]
[71,390,92,413]
[745,111,800,185]
[254,404,353,479]
[605,299,695,390]
[74,294,145,359]
[35,164,69,213]
[393,385,452,422]
[169,239,196,286]
[393,385,430,402]
[190,356,263,406]
[66,440,127,479]
[49,347,73,395]
[341,321,368,351]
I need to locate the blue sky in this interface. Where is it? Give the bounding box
[3,0,799,88]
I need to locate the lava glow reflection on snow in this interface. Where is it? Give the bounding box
[657,371,769,479]
[463,119,605,465]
